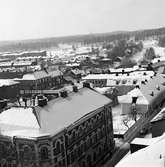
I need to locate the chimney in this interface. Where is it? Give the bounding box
[133,80,137,84]
[136,85,140,89]
[122,69,124,74]
[73,86,78,92]
[60,90,68,98]
[143,72,147,76]
[154,72,157,76]
[38,96,47,107]
[150,76,153,79]
[141,81,145,85]
[116,80,120,85]
[145,79,148,82]
[116,73,118,76]
[156,85,160,90]
[150,91,154,96]
[127,73,130,76]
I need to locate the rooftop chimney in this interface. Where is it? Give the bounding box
[136,85,140,89]
[60,90,68,98]
[38,95,47,107]
[133,80,137,84]
[150,91,154,96]
[116,80,120,85]
[156,85,160,90]
[154,72,157,76]
[73,86,78,92]
[141,81,146,85]
[143,72,147,76]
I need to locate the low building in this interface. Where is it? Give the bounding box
[151,107,165,137]
[0,86,115,167]
[116,134,165,167]
[0,79,20,99]
[82,71,154,88]
[119,74,165,116]
[15,69,63,90]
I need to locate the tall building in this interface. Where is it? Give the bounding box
[0,86,114,167]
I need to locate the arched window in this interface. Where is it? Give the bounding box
[23,145,32,160]
[56,141,61,154]
[72,130,76,140]
[97,129,101,139]
[0,143,6,157]
[98,147,102,155]
[82,161,86,167]
[93,152,97,161]
[87,155,92,167]
[78,126,83,136]
[40,147,49,160]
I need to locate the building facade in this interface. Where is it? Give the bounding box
[0,87,114,167]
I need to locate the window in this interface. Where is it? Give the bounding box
[23,145,32,160]
[40,147,49,160]
[93,152,97,161]
[56,141,61,154]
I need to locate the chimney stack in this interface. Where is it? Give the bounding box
[60,90,68,98]
[73,86,78,92]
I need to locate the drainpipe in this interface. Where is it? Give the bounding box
[63,129,68,167]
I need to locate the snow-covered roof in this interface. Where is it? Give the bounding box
[151,107,165,123]
[116,134,165,167]
[0,79,19,87]
[120,88,149,105]
[0,87,111,138]
[119,74,165,106]
[82,71,154,80]
[22,70,62,80]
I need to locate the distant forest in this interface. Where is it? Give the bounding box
[0,27,165,53]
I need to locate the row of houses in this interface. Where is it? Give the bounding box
[0,69,64,99]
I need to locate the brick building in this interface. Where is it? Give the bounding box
[0,79,20,99]
[0,86,114,167]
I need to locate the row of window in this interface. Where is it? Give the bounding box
[67,126,106,165]
[66,112,106,145]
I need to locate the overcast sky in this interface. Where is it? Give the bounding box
[0,0,164,41]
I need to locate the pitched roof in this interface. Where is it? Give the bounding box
[35,87,111,134]
[120,74,165,106]
[140,74,165,105]
[0,87,111,138]
[22,70,62,80]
